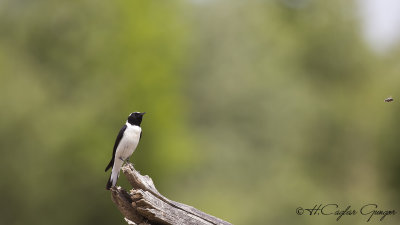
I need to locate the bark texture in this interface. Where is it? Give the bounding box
[110,163,232,225]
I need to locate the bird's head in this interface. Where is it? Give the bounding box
[127,112,145,126]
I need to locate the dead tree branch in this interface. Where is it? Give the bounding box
[110,163,232,225]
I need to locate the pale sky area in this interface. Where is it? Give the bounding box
[358,0,400,53]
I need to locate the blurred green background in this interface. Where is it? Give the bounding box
[1,0,400,224]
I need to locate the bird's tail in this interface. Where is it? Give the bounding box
[106,176,113,190]
[106,171,119,190]
[106,161,122,190]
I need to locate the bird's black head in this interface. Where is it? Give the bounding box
[127,112,145,126]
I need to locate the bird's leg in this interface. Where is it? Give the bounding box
[125,157,134,166]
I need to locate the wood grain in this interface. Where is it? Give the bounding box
[110,163,232,225]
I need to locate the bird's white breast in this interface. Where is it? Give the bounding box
[124,123,142,140]
[115,123,142,160]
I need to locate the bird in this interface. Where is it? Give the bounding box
[384,97,394,102]
[105,112,145,190]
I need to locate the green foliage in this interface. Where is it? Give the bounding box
[0,1,193,224]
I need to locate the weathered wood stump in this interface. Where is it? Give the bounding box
[110,163,232,225]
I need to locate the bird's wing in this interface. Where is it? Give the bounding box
[105,124,127,172]
[140,131,142,140]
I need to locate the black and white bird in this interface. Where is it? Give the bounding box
[105,112,145,190]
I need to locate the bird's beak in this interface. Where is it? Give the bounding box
[140,112,146,116]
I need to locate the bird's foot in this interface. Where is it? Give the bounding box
[124,157,134,167]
